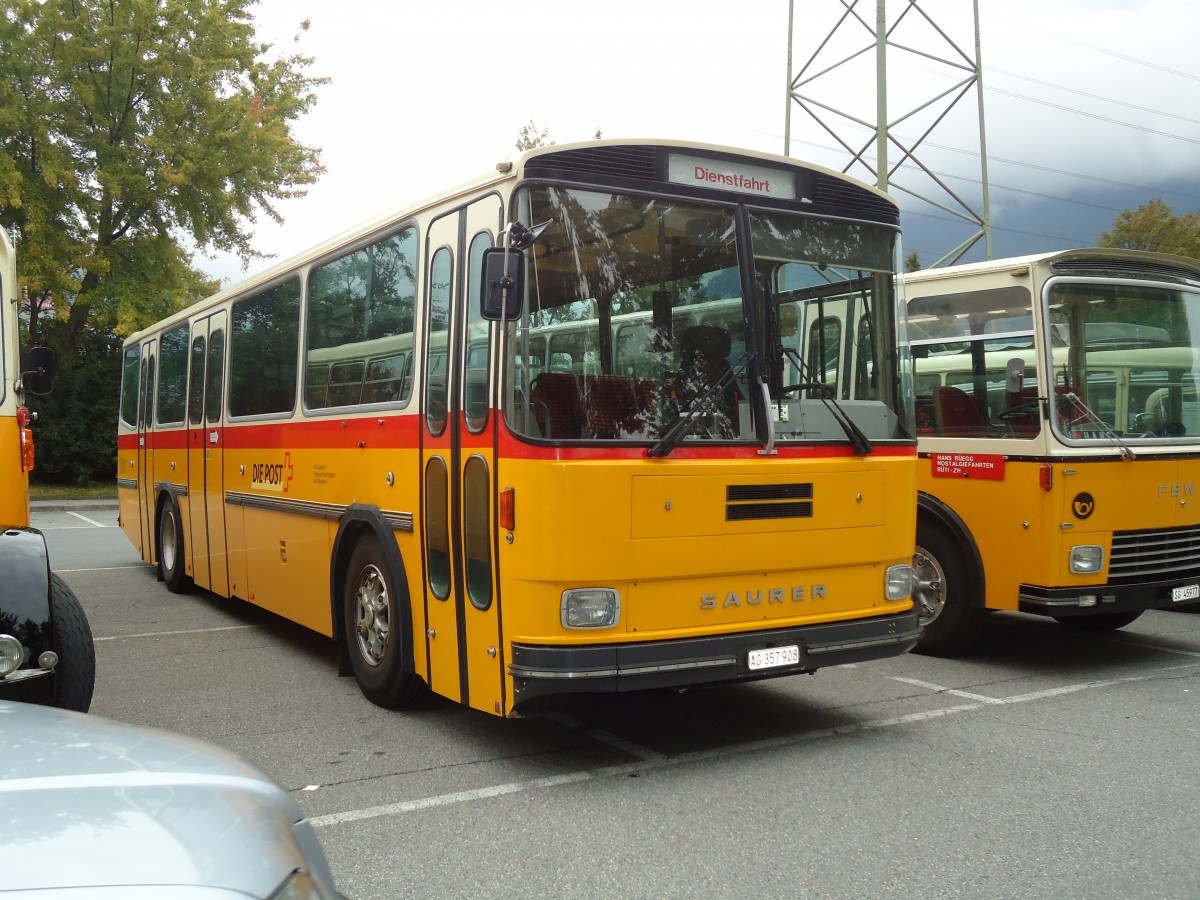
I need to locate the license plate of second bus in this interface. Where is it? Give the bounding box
[1172,584,1200,603]
[747,645,800,671]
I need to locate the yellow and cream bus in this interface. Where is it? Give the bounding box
[0,226,95,711]
[904,249,1200,653]
[117,140,920,716]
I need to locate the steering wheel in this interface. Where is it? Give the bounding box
[997,401,1039,421]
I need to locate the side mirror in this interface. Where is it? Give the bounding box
[1005,356,1025,394]
[480,247,524,321]
[22,346,55,395]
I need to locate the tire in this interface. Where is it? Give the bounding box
[49,573,96,713]
[158,498,191,594]
[1052,610,1143,631]
[912,521,987,656]
[343,538,426,709]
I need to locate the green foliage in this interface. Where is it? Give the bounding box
[27,318,122,485]
[0,0,325,483]
[1099,199,1200,259]
[0,0,326,353]
[904,251,922,272]
[516,120,554,151]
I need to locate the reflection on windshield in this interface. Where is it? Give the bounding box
[501,185,906,446]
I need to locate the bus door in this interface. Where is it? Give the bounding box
[186,312,229,594]
[420,196,504,714]
[136,338,156,559]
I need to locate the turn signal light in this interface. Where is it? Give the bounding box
[16,406,31,427]
[19,428,35,472]
[499,487,515,531]
[1039,463,1053,492]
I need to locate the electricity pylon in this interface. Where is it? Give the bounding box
[784,0,992,264]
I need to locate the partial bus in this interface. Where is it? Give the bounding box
[905,249,1200,653]
[0,226,95,711]
[117,140,920,716]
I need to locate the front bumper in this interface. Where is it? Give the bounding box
[510,609,922,707]
[1020,575,1200,617]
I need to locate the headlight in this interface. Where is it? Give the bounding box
[885,564,913,601]
[561,589,620,628]
[1069,545,1104,574]
[0,634,24,677]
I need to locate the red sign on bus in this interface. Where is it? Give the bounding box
[930,453,1005,480]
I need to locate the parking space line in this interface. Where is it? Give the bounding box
[541,711,667,762]
[66,512,114,528]
[95,625,258,642]
[886,675,1006,704]
[307,659,1199,829]
[57,565,150,573]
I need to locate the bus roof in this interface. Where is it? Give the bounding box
[126,139,896,345]
[905,248,1200,289]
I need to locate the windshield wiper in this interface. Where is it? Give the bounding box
[1058,391,1134,460]
[648,351,752,458]
[778,347,873,456]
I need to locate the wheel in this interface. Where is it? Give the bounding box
[158,498,191,594]
[912,521,987,656]
[343,538,426,709]
[49,573,96,713]
[1052,610,1143,631]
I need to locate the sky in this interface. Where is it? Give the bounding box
[198,0,1200,284]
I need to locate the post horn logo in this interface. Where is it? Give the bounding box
[1072,492,1095,519]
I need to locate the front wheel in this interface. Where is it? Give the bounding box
[50,573,96,713]
[912,522,987,656]
[158,498,191,594]
[1052,610,1143,631]
[343,539,427,709]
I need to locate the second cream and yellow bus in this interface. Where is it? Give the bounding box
[905,249,1200,653]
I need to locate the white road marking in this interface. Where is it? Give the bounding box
[56,565,149,573]
[94,625,257,642]
[886,675,1006,704]
[66,511,113,528]
[307,661,1198,829]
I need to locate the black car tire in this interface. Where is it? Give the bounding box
[343,538,427,709]
[158,498,191,594]
[50,572,96,713]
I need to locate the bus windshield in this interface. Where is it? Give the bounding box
[503,185,906,446]
[1048,280,1200,440]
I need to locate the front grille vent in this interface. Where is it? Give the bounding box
[525,146,659,182]
[1108,524,1200,584]
[811,175,898,223]
[726,483,813,521]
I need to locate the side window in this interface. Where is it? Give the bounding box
[119,345,142,428]
[206,329,224,423]
[156,324,189,425]
[306,227,418,409]
[188,334,206,426]
[464,231,493,431]
[229,279,301,417]
[425,247,453,434]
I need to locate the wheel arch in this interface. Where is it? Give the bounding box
[916,491,987,609]
[153,483,186,567]
[331,504,415,678]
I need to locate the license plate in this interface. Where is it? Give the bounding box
[1172,584,1200,603]
[747,645,800,671]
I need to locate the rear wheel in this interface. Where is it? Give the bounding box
[912,521,987,656]
[344,538,426,709]
[158,498,191,594]
[49,573,96,713]
[1052,610,1143,631]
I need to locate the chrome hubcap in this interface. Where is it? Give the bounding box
[912,546,946,626]
[353,564,390,667]
[160,511,177,571]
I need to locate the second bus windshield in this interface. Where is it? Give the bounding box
[503,185,905,446]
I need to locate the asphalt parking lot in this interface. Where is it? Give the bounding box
[33,501,1200,900]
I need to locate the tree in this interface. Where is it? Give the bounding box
[0,0,326,484]
[904,251,922,272]
[1099,199,1200,259]
[0,0,327,361]
[516,120,554,151]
